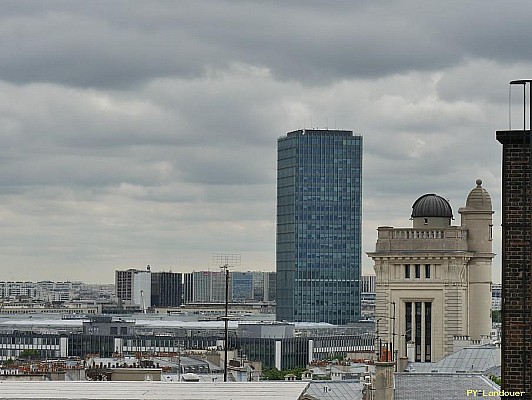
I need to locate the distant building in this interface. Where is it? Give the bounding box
[0,317,373,371]
[368,180,494,363]
[266,272,276,302]
[188,271,227,303]
[115,268,151,310]
[360,275,376,320]
[231,272,254,302]
[183,273,194,304]
[361,275,375,294]
[151,271,182,308]
[0,282,36,299]
[82,315,135,336]
[183,271,275,304]
[276,129,363,324]
[492,283,502,311]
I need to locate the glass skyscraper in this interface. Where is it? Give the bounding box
[276,129,362,325]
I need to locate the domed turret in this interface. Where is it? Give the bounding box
[458,179,494,252]
[411,194,453,218]
[465,179,492,210]
[411,194,453,228]
[459,179,494,341]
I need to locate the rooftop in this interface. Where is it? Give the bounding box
[0,381,309,399]
[407,345,500,374]
[304,380,363,400]
[395,373,501,400]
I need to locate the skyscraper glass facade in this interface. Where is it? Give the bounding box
[276,129,362,324]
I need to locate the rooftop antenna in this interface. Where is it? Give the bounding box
[212,253,241,382]
[510,80,530,130]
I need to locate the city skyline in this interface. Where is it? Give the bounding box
[1,1,529,282]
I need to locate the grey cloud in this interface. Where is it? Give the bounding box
[1,0,519,89]
[174,145,274,186]
[0,1,517,282]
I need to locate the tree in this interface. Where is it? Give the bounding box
[490,375,501,386]
[492,310,501,323]
[18,349,40,360]
[261,367,307,380]
[262,367,285,380]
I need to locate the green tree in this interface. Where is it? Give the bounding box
[18,349,40,360]
[262,367,285,380]
[262,367,307,380]
[283,367,307,379]
[492,310,501,323]
[490,375,501,386]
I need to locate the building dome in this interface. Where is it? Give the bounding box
[411,194,453,219]
[465,179,492,210]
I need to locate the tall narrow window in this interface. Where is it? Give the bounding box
[415,302,422,362]
[405,302,412,356]
[405,265,411,279]
[425,302,432,362]
[425,264,431,279]
[415,265,421,279]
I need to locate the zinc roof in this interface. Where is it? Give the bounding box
[408,345,500,373]
[0,381,309,400]
[304,381,363,400]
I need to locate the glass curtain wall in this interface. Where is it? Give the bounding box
[277,129,362,324]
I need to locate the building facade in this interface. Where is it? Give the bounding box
[491,283,502,311]
[360,275,376,321]
[276,129,362,324]
[231,272,254,302]
[368,181,494,363]
[0,318,373,370]
[497,128,532,396]
[189,271,229,303]
[183,271,275,304]
[115,268,151,310]
[151,272,183,308]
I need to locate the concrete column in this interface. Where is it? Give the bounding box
[114,338,123,354]
[406,341,414,362]
[59,337,68,358]
[308,339,314,364]
[275,340,282,371]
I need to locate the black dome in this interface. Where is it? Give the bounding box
[411,194,453,218]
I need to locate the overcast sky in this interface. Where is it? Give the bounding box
[1,0,529,283]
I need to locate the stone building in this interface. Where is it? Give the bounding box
[368,180,493,363]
